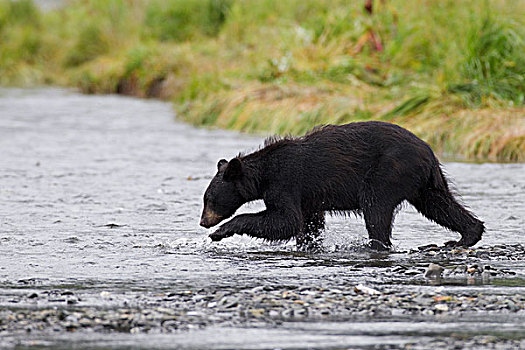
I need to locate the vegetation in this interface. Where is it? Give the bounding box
[0,0,523,161]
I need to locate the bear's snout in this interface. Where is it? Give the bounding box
[199,217,212,228]
[200,209,222,228]
[199,218,211,228]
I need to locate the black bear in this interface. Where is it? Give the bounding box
[200,121,484,250]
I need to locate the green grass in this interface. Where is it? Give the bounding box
[450,17,525,106]
[0,0,524,161]
[143,0,231,41]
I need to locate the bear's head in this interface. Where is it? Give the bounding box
[200,158,245,228]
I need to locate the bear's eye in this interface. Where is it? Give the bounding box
[205,195,215,205]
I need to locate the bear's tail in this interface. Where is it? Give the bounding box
[430,163,449,192]
[410,163,485,247]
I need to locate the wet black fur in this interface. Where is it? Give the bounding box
[201,121,485,250]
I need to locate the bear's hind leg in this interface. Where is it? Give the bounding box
[409,189,484,247]
[363,206,394,251]
[296,211,325,251]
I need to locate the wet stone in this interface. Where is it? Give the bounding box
[425,263,444,278]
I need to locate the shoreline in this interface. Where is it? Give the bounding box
[1,244,524,349]
[1,0,523,162]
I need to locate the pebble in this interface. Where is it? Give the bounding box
[425,263,444,278]
[354,284,381,295]
[268,310,280,318]
[435,304,449,312]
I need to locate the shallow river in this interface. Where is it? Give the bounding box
[0,88,523,349]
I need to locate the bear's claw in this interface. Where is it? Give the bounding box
[209,229,233,242]
[209,233,223,241]
[444,240,460,247]
[444,239,472,248]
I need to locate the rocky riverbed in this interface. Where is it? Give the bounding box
[2,244,524,349]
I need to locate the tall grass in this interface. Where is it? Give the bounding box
[449,17,525,106]
[0,0,523,161]
[0,0,42,83]
[144,0,231,41]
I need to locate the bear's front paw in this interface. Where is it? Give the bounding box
[444,240,459,248]
[444,240,471,248]
[209,228,234,242]
[444,239,476,249]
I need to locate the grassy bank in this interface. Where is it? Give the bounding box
[1,0,524,161]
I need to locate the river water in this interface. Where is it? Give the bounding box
[0,88,523,349]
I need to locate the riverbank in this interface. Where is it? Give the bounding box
[1,0,524,161]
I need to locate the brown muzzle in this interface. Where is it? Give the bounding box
[200,209,222,228]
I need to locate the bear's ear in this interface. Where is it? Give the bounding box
[223,158,243,181]
[217,159,228,171]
